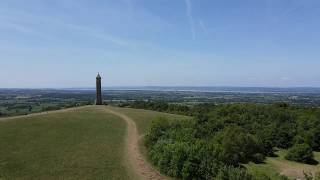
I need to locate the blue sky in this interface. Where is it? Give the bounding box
[0,0,319,88]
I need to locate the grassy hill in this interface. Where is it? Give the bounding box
[1,105,318,180]
[0,106,189,180]
[0,106,132,179]
[107,106,191,135]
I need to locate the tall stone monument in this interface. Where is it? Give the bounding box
[96,73,103,105]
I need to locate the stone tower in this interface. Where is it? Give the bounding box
[96,73,103,105]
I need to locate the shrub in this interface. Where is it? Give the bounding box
[252,153,265,164]
[214,126,264,166]
[285,143,314,163]
[42,106,61,111]
[144,103,320,179]
[215,166,253,180]
[145,117,169,147]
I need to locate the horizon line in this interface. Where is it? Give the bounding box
[1,85,320,90]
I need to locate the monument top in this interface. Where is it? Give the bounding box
[96,73,101,79]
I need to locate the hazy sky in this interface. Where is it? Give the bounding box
[0,0,320,88]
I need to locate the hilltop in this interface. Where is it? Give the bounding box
[0,106,189,179]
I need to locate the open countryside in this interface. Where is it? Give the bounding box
[1,0,320,179]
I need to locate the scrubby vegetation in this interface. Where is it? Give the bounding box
[144,103,320,179]
[285,143,314,163]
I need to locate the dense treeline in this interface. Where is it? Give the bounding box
[120,101,215,116]
[142,102,320,179]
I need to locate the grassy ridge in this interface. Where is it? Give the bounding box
[2,106,317,179]
[108,106,191,135]
[0,106,189,179]
[0,106,131,180]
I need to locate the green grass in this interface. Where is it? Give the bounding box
[107,106,192,169]
[0,106,132,180]
[2,105,318,180]
[246,150,320,179]
[0,106,189,179]
[108,106,192,135]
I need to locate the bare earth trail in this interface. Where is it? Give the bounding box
[268,158,320,179]
[104,107,166,180]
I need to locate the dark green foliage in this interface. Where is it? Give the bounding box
[251,153,265,164]
[127,101,192,115]
[213,126,263,166]
[285,143,314,163]
[145,117,170,147]
[145,103,320,179]
[28,105,32,112]
[42,106,62,111]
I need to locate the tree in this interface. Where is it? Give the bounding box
[28,105,32,112]
[285,143,314,164]
[214,126,263,165]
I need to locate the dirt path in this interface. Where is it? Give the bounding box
[268,158,319,179]
[104,107,166,180]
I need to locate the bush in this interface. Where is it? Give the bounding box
[215,166,253,180]
[214,126,264,166]
[145,117,169,147]
[144,103,320,179]
[285,143,314,163]
[42,106,61,111]
[252,153,265,164]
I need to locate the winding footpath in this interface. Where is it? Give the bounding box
[105,107,166,180]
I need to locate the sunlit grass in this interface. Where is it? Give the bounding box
[0,106,131,180]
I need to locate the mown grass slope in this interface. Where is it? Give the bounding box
[108,106,191,135]
[246,150,320,179]
[0,106,190,180]
[0,106,131,180]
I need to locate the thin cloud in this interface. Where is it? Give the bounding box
[0,9,141,48]
[65,23,138,47]
[199,19,208,34]
[184,0,196,40]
